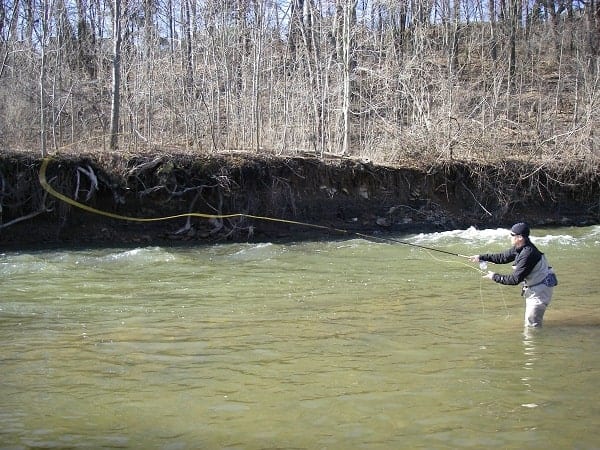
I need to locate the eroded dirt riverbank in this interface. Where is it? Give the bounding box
[1,150,598,249]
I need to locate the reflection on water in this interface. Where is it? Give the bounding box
[521,328,538,407]
[1,226,599,449]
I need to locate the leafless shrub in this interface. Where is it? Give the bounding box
[0,0,597,175]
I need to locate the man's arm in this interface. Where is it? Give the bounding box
[479,247,517,265]
[491,246,540,285]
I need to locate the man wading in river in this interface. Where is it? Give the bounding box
[469,222,557,328]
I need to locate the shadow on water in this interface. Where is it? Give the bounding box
[544,310,600,328]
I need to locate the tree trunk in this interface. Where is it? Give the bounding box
[489,0,498,61]
[109,0,122,151]
[508,0,519,89]
[340,0,357,156]
[39,0,48,157]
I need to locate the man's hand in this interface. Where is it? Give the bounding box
[483,271,495,280]
[469,255,480,262]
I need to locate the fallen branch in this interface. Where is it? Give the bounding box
[462,182,493,216]
[127,156,165,176]
[0,208,47,230]
[139,185,166,196]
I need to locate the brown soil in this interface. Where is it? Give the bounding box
[1,150,598,250]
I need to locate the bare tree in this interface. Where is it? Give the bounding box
[0,0,598,165]
[37,0,52,157]
[109,0,122,151]
[338,0,357,155]
[587,0,600,62]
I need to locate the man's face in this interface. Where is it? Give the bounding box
[511,232,525,248]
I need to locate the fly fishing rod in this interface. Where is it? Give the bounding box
[352,232,469,258]
[39,157,469,259]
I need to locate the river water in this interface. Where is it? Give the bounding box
[1,226,599,449]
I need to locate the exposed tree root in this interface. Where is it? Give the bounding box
[0,150,598,248]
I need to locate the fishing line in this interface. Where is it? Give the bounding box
[413,246,491,313]
[477,261,510,317]
[40,156,501,314]
[39,157,472,260]
[498,283,511,319]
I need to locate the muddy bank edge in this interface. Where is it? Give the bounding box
[1,151,598,249]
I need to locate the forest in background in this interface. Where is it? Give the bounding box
[1,0,599,169]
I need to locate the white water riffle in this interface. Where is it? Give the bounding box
[1,226,598,449]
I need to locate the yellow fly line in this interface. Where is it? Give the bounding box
[39,156,479,269]
[38,157,350,234]
[39,156,496,313]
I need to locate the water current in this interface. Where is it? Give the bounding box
[1,226,599,449]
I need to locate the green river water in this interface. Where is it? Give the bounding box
[1,226,599,449]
